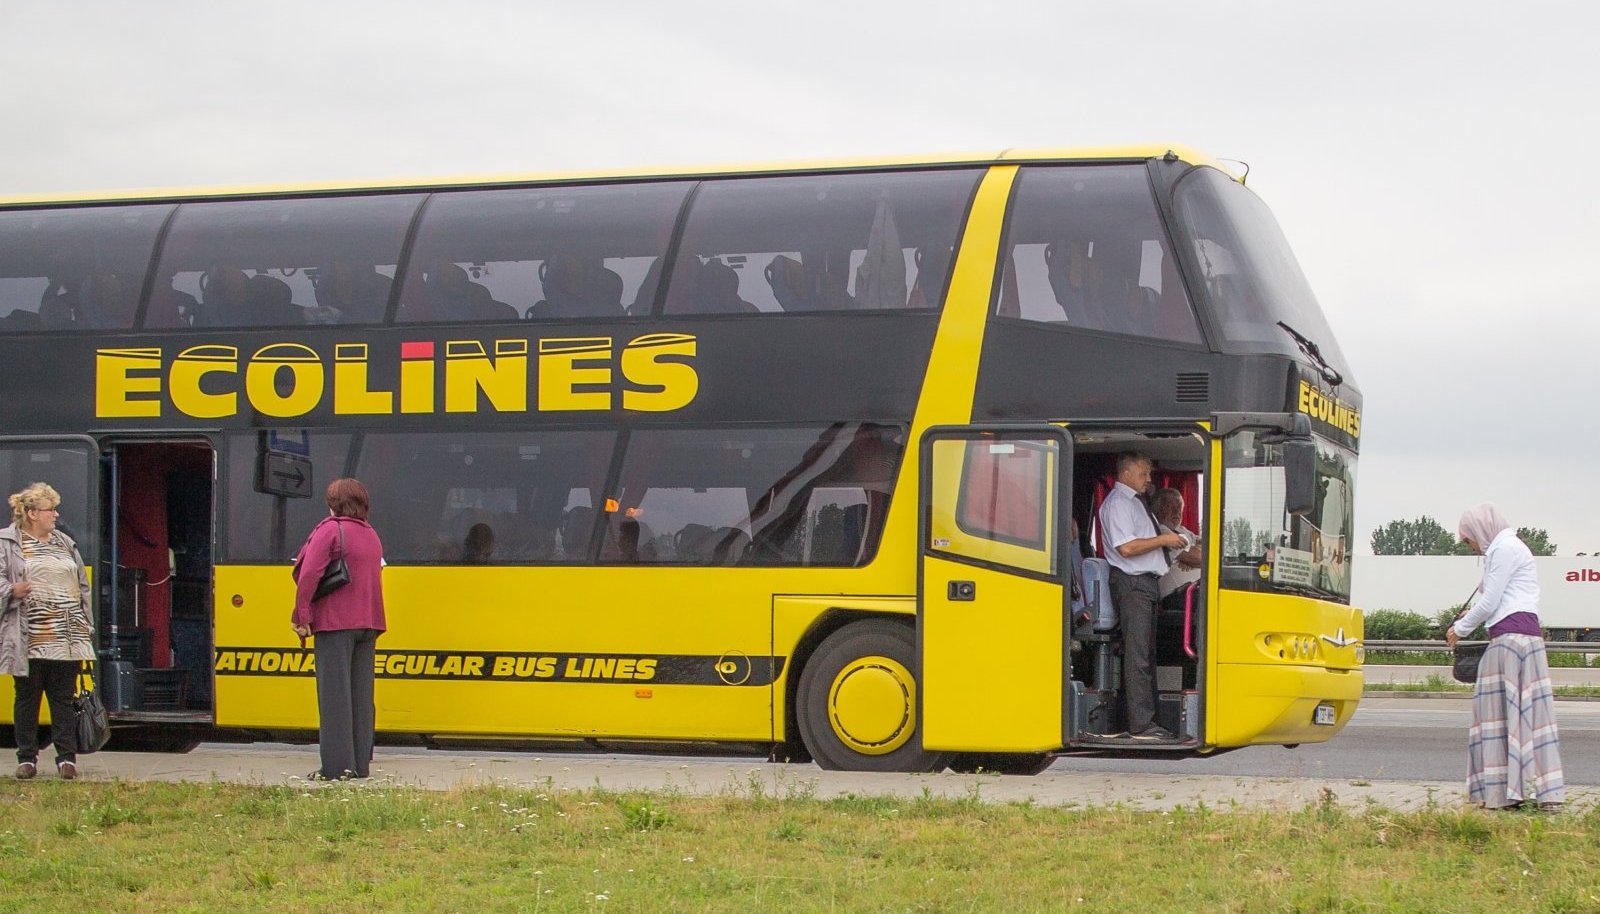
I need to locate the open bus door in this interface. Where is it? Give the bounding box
[918,425,1072,754]
[96,439,215,748]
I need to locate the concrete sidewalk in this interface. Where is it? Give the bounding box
[54,742,1600,812]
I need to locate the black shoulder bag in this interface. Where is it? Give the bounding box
[292,519,351,602]
[76,662,112,753]
[1450,583,1486,684]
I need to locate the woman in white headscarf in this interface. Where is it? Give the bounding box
[1446,503,1564,809]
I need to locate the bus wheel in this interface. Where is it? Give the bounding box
[796,619,949,773]
[947,753,1056,776]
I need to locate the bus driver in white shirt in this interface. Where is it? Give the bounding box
[1097,453,1188,741]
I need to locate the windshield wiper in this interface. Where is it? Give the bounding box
[1277,321,1343,387]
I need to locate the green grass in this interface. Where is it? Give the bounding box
[3,780,1600,912]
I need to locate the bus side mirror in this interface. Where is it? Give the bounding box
[1284,416,1316,516]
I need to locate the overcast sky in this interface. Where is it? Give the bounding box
[4,1,1596,555]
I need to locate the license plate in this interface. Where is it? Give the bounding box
[1313,704,1337,726]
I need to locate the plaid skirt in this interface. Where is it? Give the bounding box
[1467,634,1565,808]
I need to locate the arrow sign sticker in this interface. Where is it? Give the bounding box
[258,450,314,499]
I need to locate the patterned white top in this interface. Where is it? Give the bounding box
[19,530,93,661]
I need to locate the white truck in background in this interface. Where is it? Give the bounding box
[1353,556,1600,641]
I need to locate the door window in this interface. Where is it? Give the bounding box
[0,443,94,549]
[928,436,1058,576]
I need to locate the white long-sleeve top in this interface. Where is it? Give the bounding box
[1452,528,1540,637]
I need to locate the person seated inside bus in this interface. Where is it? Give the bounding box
[1152,487,1202,606]
[461,522,495,564]
[195,265,252,327]
[141,281,194,328]
[312,261,391,324]
[613,516,663,563]
[695,258,756,314]
[37,276,78,329]
[420,262,516,322]
[529,256,628,320]
[36,272,139,329]
[245,274,304,325]
[558,505,595,560]
[85,272,141,328]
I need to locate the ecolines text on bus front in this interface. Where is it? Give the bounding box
[94,332,698,419]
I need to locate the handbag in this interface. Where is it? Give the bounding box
[1449,583,1486,685]
[75,662,112,753]
[1452,642,1487,684]
[292,519,350,602]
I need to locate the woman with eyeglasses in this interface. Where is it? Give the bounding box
[1,482,94,780]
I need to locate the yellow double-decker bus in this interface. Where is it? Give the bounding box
[0,146,1362,771]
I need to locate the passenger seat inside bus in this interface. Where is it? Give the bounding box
[906,244,953,309]
[1044,239,1085,323]
[765,254,812,311]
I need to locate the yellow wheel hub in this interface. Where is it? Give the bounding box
[827,655,915,755]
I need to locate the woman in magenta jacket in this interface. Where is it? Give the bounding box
[292,478,386,780]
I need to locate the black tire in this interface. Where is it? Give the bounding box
[947,752,1056,776]
[795,618,949,772]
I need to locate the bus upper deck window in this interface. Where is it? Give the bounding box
[996,166,1202,345]
[665,170,981,315]
[0,204,171,332]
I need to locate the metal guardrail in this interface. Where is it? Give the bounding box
[1366,640,1600,652]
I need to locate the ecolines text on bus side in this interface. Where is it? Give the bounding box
[95,332,698,419]
[1296,379,1360,441]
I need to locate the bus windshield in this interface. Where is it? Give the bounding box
[1171,167,1351,380]
[1220,430,1357,601]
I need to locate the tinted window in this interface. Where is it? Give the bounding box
[957,439,1049,549]
[354,430,616,563]
[399,182,690,323]
[1171,167,1349,372]
[0,445,93,552]
[153,195,422,328]
[997,166,1201,344]
[665,170,980,315]
[223,432,352,561]
[0,205,171,332]
[605,423,904,566]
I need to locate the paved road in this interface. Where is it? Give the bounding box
[1049,696,1600,786]
[52,696,1600,811]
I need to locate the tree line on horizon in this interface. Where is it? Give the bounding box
[1369,515,1556,556]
